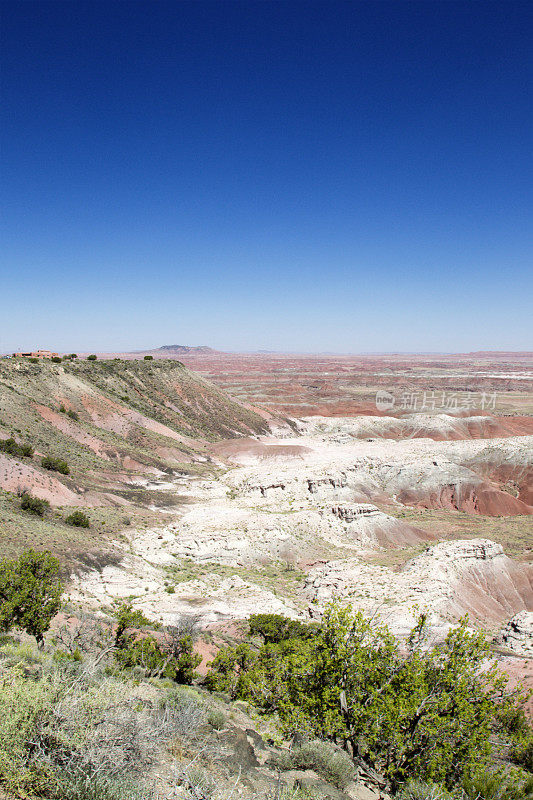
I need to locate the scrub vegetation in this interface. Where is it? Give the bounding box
[0,550,531,800]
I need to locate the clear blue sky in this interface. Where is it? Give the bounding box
[1,0,532,353]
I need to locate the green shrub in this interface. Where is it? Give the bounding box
[175,764,216,798]
[51,356,62,363]
[460,768,533,800]
[0,665,157,798]
[67,409,80,421]
[249,613,319,644]
[52,773,153,800]
[160,688,207,738]
[273,740,355,789]
[114,635,165,674]
[60,404,66,412]
[29,357,39,363]
[0,641,46,667]
[113,604,200,684]
[20,492,50,516]
[512,732,533,771]
[207,708,225,730]
[42,455,70,474]
[203,641,257,696]
[113,602,153,642]
[87,354,97,360]
[143,355,153,360]
[65,776,155,799]
[0,549,62,644]
[0,665,58,794]
[114,632,200,684]
[53,647,83,663]
[206,605,533,791]
[0,437,34,458]
[66,511,90,528]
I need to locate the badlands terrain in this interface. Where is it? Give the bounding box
[69,415,533,646]
[155,348,533,417]
[1,352,532,684]
[81,348,533,415]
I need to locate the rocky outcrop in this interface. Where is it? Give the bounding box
[305,539,533,635]
[225,430,533,517]
[495,611,533,656]
[395,478,532,515]
[332,504,377,522]
[153,500,434,569]
[165,505,305,565]
[330,504,433,548]
[69,550,298,627]
[403,540,533,625]
[195,701,391,800]
[299,413,533,442]
[308,474,348,493]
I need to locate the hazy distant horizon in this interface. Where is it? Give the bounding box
[3,344,533,359]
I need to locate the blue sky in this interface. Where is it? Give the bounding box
[1,0,532,353]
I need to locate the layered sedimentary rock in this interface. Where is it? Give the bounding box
[69,550,298,627]
[70,414,533,638]
[305,539,533,635]
[224,428,533,516]
[298,413,533,442]
[159,502,431,567]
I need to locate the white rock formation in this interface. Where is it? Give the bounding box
[69,551,298,627]
[153,502,429,567]
[305,539,533,636]
[70,416,532,636]
[223,428,533,514]
[495,611,533,656]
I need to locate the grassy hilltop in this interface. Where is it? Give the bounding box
[0,357,269,562]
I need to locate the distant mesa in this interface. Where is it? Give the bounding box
[156,344,216,354]
[134,345,218,355]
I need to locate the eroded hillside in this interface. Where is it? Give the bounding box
[0,358,271,561]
